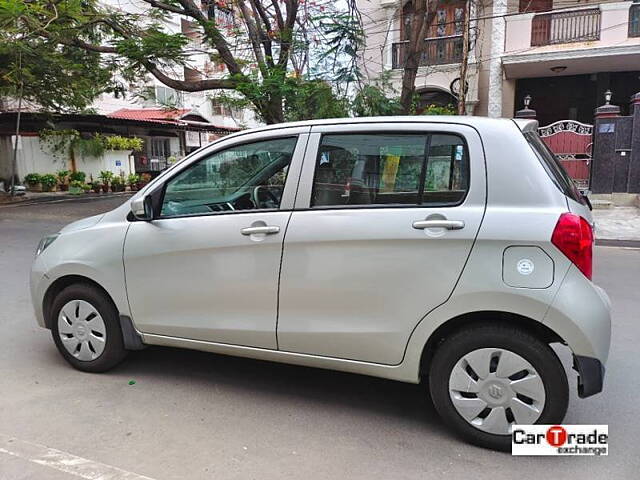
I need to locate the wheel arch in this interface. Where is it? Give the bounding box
[42,275,117,329]
[418,311,565,376]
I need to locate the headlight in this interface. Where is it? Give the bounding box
[36,234,59,256]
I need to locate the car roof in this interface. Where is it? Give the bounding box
[224,116,539,141]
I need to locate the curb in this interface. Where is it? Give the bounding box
[0,192,133,208]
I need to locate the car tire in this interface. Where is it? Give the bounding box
[428,323,569,451]
[50,284,128,372]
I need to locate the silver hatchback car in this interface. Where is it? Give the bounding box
[31,117,611,450]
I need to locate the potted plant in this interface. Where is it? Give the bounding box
[69,171,86,184]
[56,170,70,192]
[91,180,102,193]
[69,180,84,195]
[126,173,141,191]
[40,174,58,192]
[138,173,152,190]
[24,173,42,191]
[81,183,92,194]
[110,175,125,192]
[98,170,113,193]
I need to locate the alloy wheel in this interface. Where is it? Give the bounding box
[448,347,546,435]
[57,300,107,361]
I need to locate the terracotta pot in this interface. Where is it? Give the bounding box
[101,184,110,193]
[59,184,69,192]
[92,185,101,193]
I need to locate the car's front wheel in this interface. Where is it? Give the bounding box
[50,284,128,372]
[428,323,569,451]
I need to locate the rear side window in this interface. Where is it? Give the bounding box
[311,133,469,208]
[524,131,584,203]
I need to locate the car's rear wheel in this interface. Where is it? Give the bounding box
[50,284,128,372]
[428,323,568,451]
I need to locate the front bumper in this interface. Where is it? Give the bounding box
[574,355,605,398]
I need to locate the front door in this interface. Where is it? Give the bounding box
[277,124,486,365]
[124,130,308,348]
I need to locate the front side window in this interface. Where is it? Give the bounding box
[311,133,469,208]
[161,137,297,217]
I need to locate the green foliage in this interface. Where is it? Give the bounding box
[23,173,41,185]
[76,136,106,158]
[110,175,123,186]
[39,173,57,189]
[422,104,457,116]
[126,173,140,185]
[101,135,143,152]
[352,86,402,117]
[69,171,86,183]
[39,130,143,160]
[69,179,84,188]
[283,79,349,122]
[0,0,116,113]
[56,170,70,182]
[98,170,114,183]
[39,129,79,160]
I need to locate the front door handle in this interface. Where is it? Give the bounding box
[412,220,465,230]
[241,225,280,236]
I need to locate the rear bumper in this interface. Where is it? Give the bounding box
[574,355,605,398]
[543,265,611,397]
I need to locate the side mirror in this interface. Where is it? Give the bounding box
[130,195,154,221]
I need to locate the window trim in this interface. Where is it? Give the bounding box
[307,131,471,211]
[156,135,301,220]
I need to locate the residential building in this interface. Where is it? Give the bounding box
[357,0,640,125]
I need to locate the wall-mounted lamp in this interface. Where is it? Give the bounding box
[523,94,532,109]
[604,89,612,105]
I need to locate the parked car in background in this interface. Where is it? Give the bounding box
[31,117,611,450]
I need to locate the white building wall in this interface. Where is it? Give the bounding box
[6,136,135,181]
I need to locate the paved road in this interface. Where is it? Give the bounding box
[1,197,639,479]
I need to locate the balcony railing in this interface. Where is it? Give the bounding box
[531,8,601,46]
[392,35,463,69]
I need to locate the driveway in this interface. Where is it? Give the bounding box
[0,196,638,479]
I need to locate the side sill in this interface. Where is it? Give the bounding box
[141,333,420,384]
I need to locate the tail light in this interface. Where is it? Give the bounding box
[551,213,593,280]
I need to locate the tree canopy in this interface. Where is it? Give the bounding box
[0,0,117,112]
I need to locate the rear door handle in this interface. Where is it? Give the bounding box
[412,220,465,230]
[241,225,280,235]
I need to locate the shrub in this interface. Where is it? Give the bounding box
[70,180,84,188]
[126,173,141,185]
[56,170,70,182]
[69,171,86,183]
[24,173,42,186]
[111,175,123,186]
[99,170,114,183]
[40,174,58,190]
[101,135,144,152]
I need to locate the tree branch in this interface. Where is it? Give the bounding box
[140,0,187,15]
[237,0,268,73]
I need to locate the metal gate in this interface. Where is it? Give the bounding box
[538,120,593,190]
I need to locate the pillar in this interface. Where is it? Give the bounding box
[487,0,507,118]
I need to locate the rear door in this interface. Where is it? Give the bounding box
[277,123,486,365]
